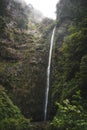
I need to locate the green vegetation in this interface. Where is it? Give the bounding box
[0,0,8,16]
[51,17,87,102]
[0,0,87,129]
[0,0,54,122]
[0,16,7,38]
[49,91,87,130]
[49,1,87,129]
[0,118,31,130]
[0,86,31,130]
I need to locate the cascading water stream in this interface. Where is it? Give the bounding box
[44,27,56,121]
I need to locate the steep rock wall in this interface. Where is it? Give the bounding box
[48,0,87,120]
[0,0,54,121]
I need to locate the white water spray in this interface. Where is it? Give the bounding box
[44,27,56,121]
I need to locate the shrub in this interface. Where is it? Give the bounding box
[0,86,31,130]
[0,117,31,130]
[50,91,87,130]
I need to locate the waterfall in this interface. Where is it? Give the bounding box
[44,27,56,121]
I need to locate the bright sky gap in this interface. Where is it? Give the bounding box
[24,0,59,19]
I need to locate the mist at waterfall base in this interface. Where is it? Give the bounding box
[44,27,56,121]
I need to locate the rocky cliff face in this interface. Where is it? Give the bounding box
[0,0,87,129]
[48,0,87,120]
[0,0,54,121]
[56,0,86,20]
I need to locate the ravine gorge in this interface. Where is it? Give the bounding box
[0,0,87,130]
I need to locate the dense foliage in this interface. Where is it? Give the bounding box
[49,0,87,129]
[0,0,87,129]
[0,0,54,123]
[51,17,87,102]
[49,91,87,130]
[0,86,31,130]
